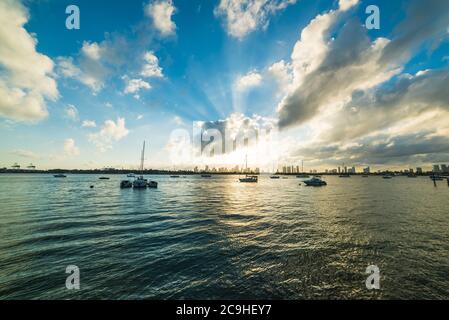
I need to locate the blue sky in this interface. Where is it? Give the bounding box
[1,0,448,171]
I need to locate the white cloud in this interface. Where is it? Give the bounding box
[57,56,105,93]
[123,76,151,95]
[145,0,177,36]
[88,117,129,152]
[339,0,359,11]
[276,2,396,129]
[81,41,103,61]
[235,71,263,92]
[64,138,80,156]
[173,115,184,126]
[105,102,113,108]
[268,60,292,93]
[214,0,297,39]
[167,112,279,168]
[56,56,81,78]
[57,37,127,94]
[82,120,96,128]
[141,51,164,78]
[0,0,59,122]
[64,104,79,121]
[11,149,40,159]
[137,114,144,120]
[271,0,449,168]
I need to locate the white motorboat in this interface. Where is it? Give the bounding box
[303,177,327,186]
[239,175,258,183]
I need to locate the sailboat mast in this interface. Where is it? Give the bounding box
[140,141,145,174]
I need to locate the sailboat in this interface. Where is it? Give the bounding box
[132,141,148,188]
[270,162,280,179]
[239,154,258,183]
[120,141,158,189]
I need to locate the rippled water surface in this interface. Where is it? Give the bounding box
[1,174,449,299]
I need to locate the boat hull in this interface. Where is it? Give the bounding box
[239,176,258,183]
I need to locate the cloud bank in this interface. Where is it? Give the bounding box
[0,0,58,122]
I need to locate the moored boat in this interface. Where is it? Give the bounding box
[239,154,258,183]
[303,177,327,186]
[147,181,158,188]
[120,180,132,188]
[133,176,148,189]
[239,175,258,183]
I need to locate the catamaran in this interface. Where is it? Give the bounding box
[133,141,150,188]
[120,141,158,189]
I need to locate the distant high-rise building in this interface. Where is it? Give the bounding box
[433,165,441,173]
[416,167,423,174]
[351,166,356,174]
[441,164,448,173]
[363,167,370,174]
[205,165,209,172]
[282,166,287,174]
[338,167,341,173]
[287,166,292,174]
[296,166,300,174]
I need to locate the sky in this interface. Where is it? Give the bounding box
[0,0,448,171]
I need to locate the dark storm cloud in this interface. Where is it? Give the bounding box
[277,0,449,130]
[278,18,373,128]
[293,132,449,166]
[321,69,449,143]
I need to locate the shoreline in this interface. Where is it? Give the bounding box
[0,169,446,177]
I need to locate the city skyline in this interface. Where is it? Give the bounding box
[1,0,449,170]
